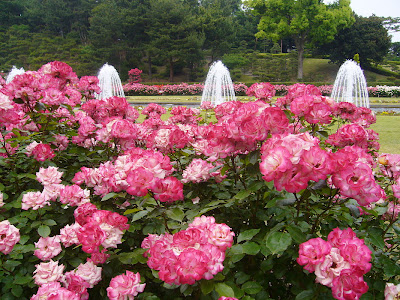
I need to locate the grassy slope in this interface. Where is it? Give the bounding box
[302,58,392,84]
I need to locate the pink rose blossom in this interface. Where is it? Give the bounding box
[331,269,368,300]
[74,261,102,288]
[34,236,62,261]
[297,237,332,272]
[59,223,81,247]
[0,220,20,255]
[106,271,146,300]
[31,143,56,161]
[31,281,80,300]
[33,260,65,286]
[21,191,50,210]
[36,166,63,185]
[385,283,400,300]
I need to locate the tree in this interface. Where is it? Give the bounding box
[144,0,204,82]
[244,0,354,79]
[317,15,391,67]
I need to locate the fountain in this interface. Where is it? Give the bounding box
[95,63,125,99]
[331,60,369,108]
[6,66,25,84]
[201,61,236,107]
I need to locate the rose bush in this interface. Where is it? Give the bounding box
[1,62,400,299]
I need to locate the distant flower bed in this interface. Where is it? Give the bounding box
[123,82,248,96]
[123,82,399,98]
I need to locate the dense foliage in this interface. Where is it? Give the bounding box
[244,0,354,79]
[0,0,260,80]
[316,15,392,68]
[2,61,400,299]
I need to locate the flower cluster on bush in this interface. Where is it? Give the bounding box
[128,68,143,84]
[298,228,371,299]
[2,61,400,299]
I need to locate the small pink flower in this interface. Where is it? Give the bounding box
[106,271,146,300]
[297,238,332,272]
[0,220,20,255]
[59,223,81,247]
[31,281,79,300]
[36,166,63,185]
[33,260,65,285]
[34,236,62,261]
[74,261,102,288]
[219,297,239,300]
[21,191,49,210]
[31,143,56,161]
[385,283,400,300]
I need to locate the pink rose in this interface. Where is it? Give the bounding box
[74,261,102,288]
[36,166,63,185]
[106,271,146,300]
[21,191,49,210]
[31,281,79,300]
[297,238,332,272]
[33,260,65,285]
[34,236,62,261]
[0,220,20,255]
[31,143,55,161]
[331,269,368,300]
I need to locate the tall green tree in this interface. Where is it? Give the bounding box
[244,0,354,79]
[144,0,204,81]
[317,15,391,67]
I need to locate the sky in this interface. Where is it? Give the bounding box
[325,0,400,42]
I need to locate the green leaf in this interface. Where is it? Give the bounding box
[166,207,184,222]
[14,275,32,285]
[242,242,261,255]
[235,272,251,285]
[11,285,23,297]
[287,225,306,244]
[200,280,214,295]
[242,281,262,294]
[123,208,140,215]
[234,190,251,200]
[367,227,385,249]
[265,231,292,255]
[295,290,314,300]
[215,283,235,298]
[38,225,51,237]
[101,192,118,201]
[237,229,260,243]
[131,210,149,222]
[42,219,57,226]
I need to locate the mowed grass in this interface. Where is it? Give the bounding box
[371,116,400,154]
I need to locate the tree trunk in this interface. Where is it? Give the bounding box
[295,36,306,80]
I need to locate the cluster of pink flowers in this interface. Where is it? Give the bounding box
[76,76,101,100]
[123,82,247,96]
[73,202,129,255]
[182,158,224,183]
[22,166,91,210]
[260,132,333,193]
[378,153,400,218]
[32,260,103,299]
[0,220,20,255]
[142,215,234,285]
[128,68,143,83]
[72,147,183,202]
[246,82,276,101]
[297,228,371,300]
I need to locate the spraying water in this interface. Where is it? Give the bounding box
[201,61,236,107]
[95,63,125,99]
[331,60,369,108]
[6,66,25,84]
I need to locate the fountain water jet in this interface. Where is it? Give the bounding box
[95,63,125,99]
[201,61,236,107]
[331,60,369,108]
[6,66,25,84]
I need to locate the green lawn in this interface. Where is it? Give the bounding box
[371,116,400,154]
